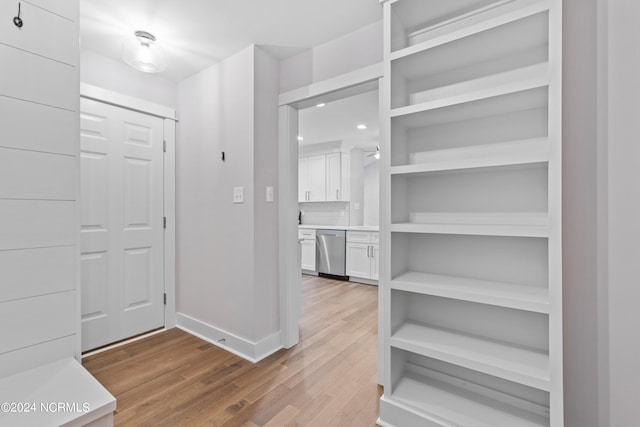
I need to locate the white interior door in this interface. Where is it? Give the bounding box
[80,97,165,352]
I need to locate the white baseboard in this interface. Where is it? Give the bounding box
[349,277,379,286]
[176,313,282,363]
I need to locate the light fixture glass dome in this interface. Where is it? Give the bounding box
[122,30,167,73]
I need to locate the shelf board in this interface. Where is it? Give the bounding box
[391,138,549,175]
[391,271,549,313]
[391,62,549,118]
[392,85,547,129]
[390,322,550,391]
[389,370,549,427]
[391,212,549,237]
[392,0,550,61]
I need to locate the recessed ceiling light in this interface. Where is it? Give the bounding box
[297,136,304,141]
[316,103,326,108]
[357,124,367,130]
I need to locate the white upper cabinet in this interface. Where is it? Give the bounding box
[298,155,326,202]
[299,152,350,202]
[326,152,350,202]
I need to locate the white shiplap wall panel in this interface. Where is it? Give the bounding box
[0,0,79,380]
[0,291,76,354]
[0,1,75,65]
[0,44,75,110]
[0,96,76,155]
[0,148,76,200]
[0,200,75,250]
[24,0,78,21]
[0,246,75,303]
[0,336,76,379]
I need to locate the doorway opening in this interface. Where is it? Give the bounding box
[278,66,382,367]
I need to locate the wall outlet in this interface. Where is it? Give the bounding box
[233,187,244,203]
[266,186,274,202]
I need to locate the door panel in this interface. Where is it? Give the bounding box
[346,243,371,279]
[80,98,164,352]
[123,248,151,308]
[326,153,341,201]
[308,155,326,201]
[300,240,316,271]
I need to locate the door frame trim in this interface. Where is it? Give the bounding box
[79,83,177,334]
[277,64,383,350]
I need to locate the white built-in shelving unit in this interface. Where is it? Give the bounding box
[378,0,562,425]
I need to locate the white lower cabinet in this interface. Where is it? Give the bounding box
[346,243,370,277]
[299,229,316,271]
[346,231,378,281]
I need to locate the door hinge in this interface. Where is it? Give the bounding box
[163,216,167,229]
[163,140,167,153]
[164,293,167,305]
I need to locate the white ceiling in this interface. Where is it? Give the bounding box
[298,89,379,151]
[80,0,383,82]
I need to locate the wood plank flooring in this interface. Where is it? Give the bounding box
[83,275,381,426]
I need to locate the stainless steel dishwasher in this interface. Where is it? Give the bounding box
[316,229,347,279]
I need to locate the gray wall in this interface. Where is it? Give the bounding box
[176,45,280,354]
[81,49,177,108]
[279,20,383,93]
[605,1,640,425]
[562,0,602,425]
[253,47,281,340]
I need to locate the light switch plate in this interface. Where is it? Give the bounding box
[266,186,274,202]
[233,187,244,203]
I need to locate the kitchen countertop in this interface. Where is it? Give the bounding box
[299,224,379,232]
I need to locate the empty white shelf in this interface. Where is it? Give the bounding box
[391,138,549,175]
[392,0,549,59]
[391,271,549,313]
[390,322,550,390]
[389,370,549,427]
[391,212,549,237]
[392,85,548,129]
[391,63,549,118]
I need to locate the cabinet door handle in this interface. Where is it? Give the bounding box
[367,245,371,258]
[336,189,339,200]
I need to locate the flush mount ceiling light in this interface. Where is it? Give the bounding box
[316,103,326,108]
[297,136,304,141]
[122,30,167,73]
[357,124,368,130]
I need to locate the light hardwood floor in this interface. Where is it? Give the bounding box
[83,275,381,426]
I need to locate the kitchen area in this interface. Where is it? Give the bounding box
[297,89,379,285]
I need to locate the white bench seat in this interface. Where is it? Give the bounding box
[0,358,116,426]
